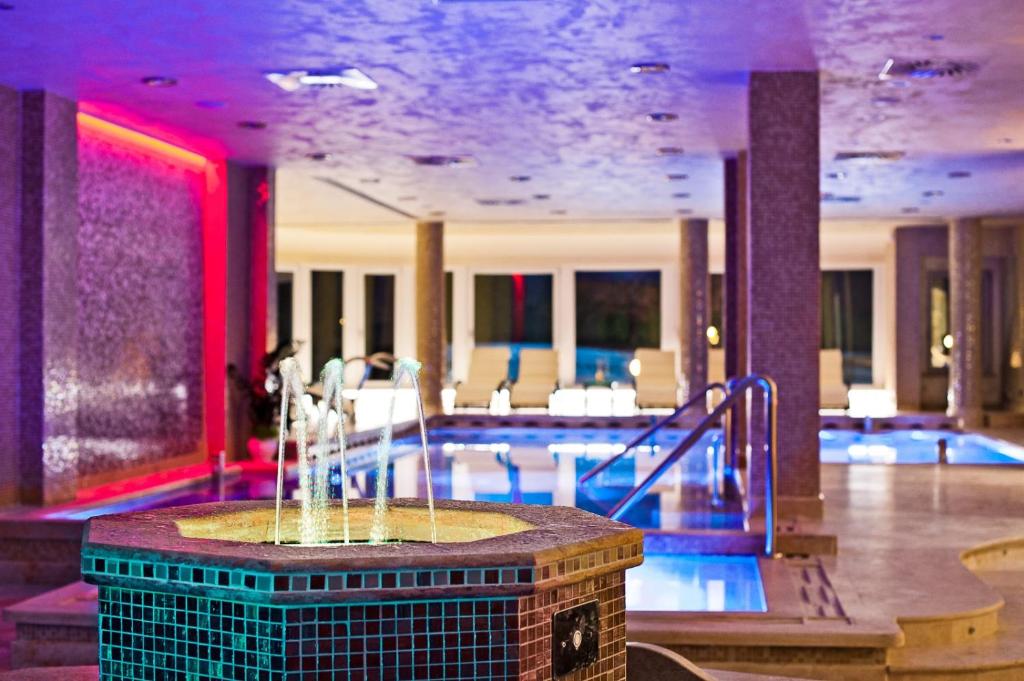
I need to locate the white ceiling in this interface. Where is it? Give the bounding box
[2,0,1024,223]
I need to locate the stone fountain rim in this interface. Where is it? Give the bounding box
[82,498,644,572]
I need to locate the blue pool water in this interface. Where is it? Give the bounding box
[820,429,1024,465]
[626,554,766,612]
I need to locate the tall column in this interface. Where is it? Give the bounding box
[416,221,445,416]
[747,71,821,517]
[948,218,984,427]
[679,218,709,399]
[18,91,80,505]
[225,164,276,460]
[0,86,20,506]
[1009,226,1024,412]
[724,153,748,462]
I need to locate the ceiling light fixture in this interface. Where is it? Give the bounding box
[676,209,693,215]
[647,112,678,122]
[0,3,15,9]
[532,194,551,200]
[398,195,418,202]
[141,76,177,88]
[672,192,690,199]
[265,68,378,92]
[195,100,226,109]
[408,155,477,167]
[826,171,848,180]
[666,173,688,181]
[360,178,380,184]
[551,209,567,215]
[922,189,944,198]
[630,62,670,74]
[948,170,971,178]
[657,146,685,156]
[306,152,332,161]
[902,207,920,214]
[237,120,267,130]
[509,175,531,182]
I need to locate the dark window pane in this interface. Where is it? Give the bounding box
[311,271,343,374]
[709,273,723,348]
[575,270,661,384]
[276,272,293,346]
[821,270,873,384]
[365,274,396,379]
[474,274,553,381]
[445,271,454,380]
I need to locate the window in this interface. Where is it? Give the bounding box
[926,271,950,370]
[708,273,723,348]
[364,274,395,379]
[575,271,661,384]
[311,271,343,374]
[474,274,553,381]
[821,270,873,384]
[276,272,293,347]
[445,271,454,380]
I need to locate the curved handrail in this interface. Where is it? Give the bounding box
[606,374,779,557]
[578,381,730,485]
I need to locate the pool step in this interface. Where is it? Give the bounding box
[1,582,98,669]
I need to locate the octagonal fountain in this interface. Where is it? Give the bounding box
[81,357,644,680]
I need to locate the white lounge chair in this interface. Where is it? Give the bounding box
[633,348,680,409]
[454,346,510,408]
[820,348,849,409]
[510,348,558,409]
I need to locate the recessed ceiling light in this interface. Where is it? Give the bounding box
[141,76,177,88]
[428,210,446,218]
[306,152,332,161]
[948,170,972,178]
[825,171,848,180]
[834,151,904,161]
[926,34,945,41]
[820,192,862,203]
[360,177,380,184]
[237,120,267,130]
[658,146,685,156]
[647,112,678,123]
[532,194,551,200]
[195,100,226,109]
[922,189,944,198]
[550,209,567,215]
[902,207,920,214]
[509,175,531,182]
[672,192,690,199]
[676,208,693,215]
[398,195,418,202]
[630,62,670,74]
[408,155,477,167]
[872,95,900,106]
[666,173,688,181]
[265,68,378,92]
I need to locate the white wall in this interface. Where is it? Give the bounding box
[276,219,899,388]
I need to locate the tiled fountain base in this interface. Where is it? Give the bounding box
[80,499,642,680]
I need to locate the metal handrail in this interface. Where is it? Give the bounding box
[578,381,731,486]
[605,374,779,557]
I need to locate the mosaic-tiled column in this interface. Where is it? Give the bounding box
[0,86,20,506]
[416,221,445,416]
[948,218,984,427]
[723,153,748,465]
[19,91,80,505]
[226,164,276,461]
[679,218,709,400]
[747,72,821,518]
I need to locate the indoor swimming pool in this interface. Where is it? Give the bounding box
[820,429,1024,465]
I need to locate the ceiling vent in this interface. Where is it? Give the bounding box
[477,198,525,206]
[834,151,905,162]
[820,192,862,203]
[879,58,979,81]
[408,155,477,167]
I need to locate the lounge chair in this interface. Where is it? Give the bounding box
[454,346,510,408]
[820,348,849,409]
[633,348,680,409]
[510,348,559,409]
